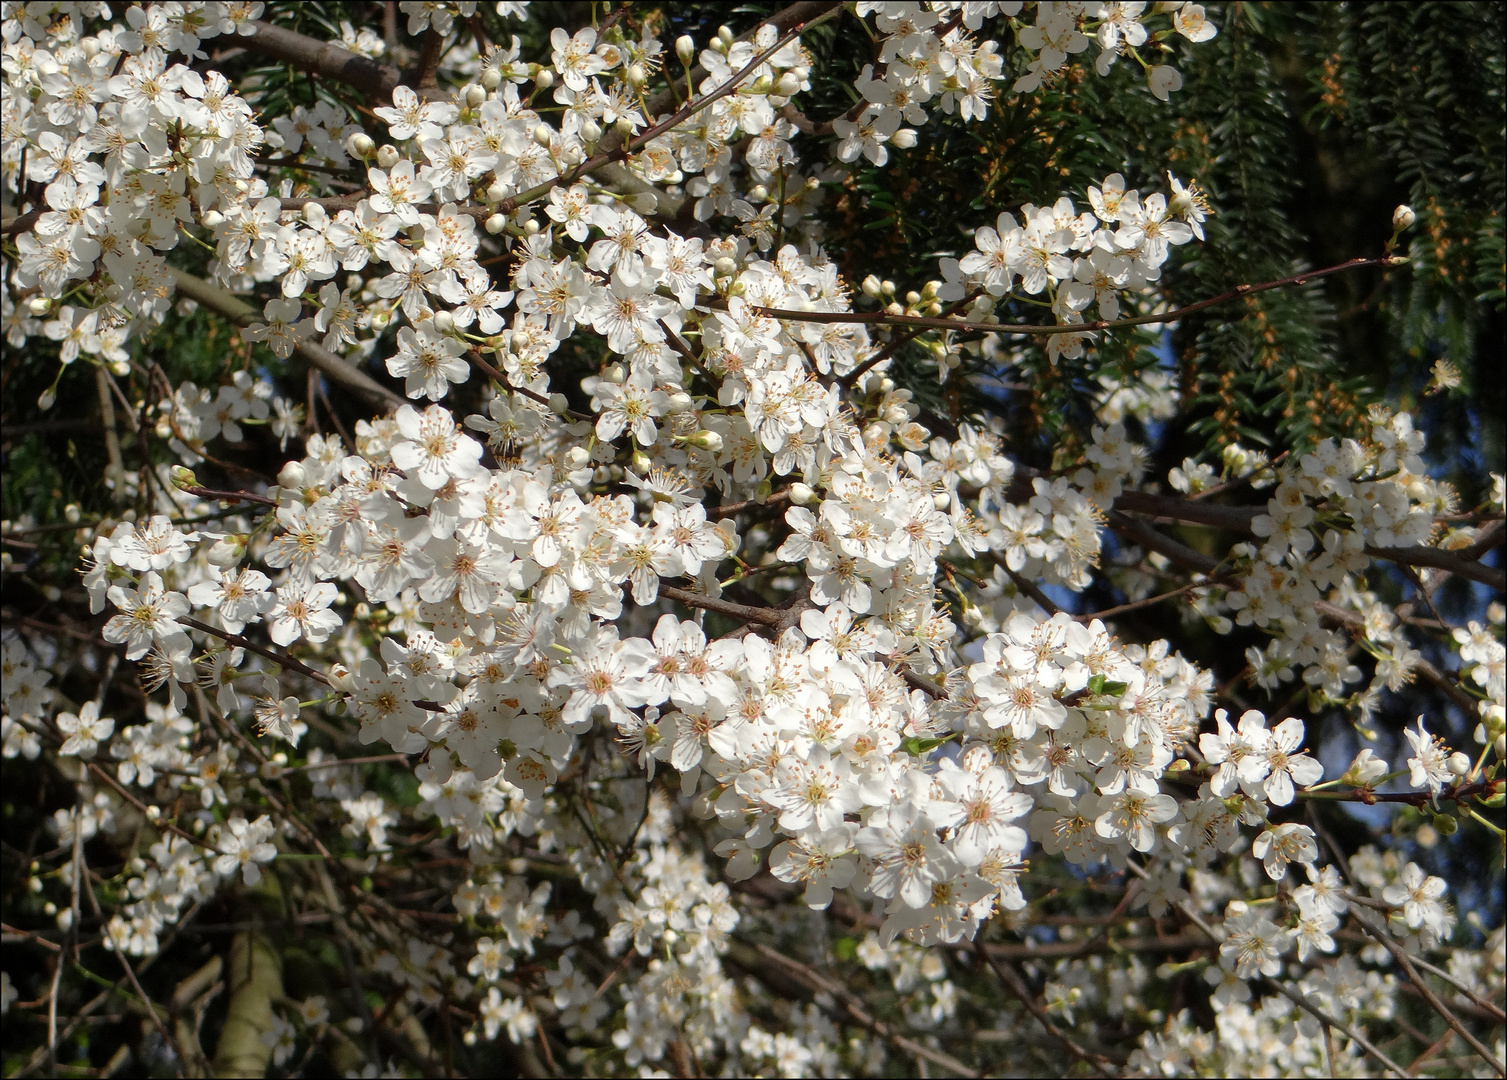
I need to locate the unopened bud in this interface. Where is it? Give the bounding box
[549,393,569,415]
[524,218,541,235]
[485,213,507,234]
[788,482,815,505]
[481,67,503,91]
[687,429,723,453]
[170,465,199,491]
[581,118,602,145]
[676,35,696,65]
[880,279,896,298]
[718,25,734,45]
[28,296,50,315]
[1392,204,1416,230]
[466,84,487,108]
[665,391,694,413]
[565,446,591,470]
[432,310,455,334]
[625,63,647,88]
[714,257,738,278]
[749,184,768,203]
[486,179,508,203]
[616,116,634,141]
[602,363,626,385]
[535,68,554,89]
[534,123,554,148]
[891,129,917,149]
[37,388,55,410]
[277,461,307,489]
[1447,751,1471,776]
[861,274,882,298]
[200,209,224,228]
[347,132,376,159]
[631,449,653,473]
[774,72,801,97]
[905,290,921,306]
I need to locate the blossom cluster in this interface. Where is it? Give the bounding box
[2,2,1502,1076]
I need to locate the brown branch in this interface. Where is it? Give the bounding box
[496,8,839,216]
[733,256,1399,337]
[240,20,415,104]
[167,267,404,412]
[841,291,981,389]
[989,553,1061,614]
[1346,907,1505,1075]
[1112,490,1503,591]
[466,347,591,420]
[658,584,784,627]
[180,616,332,687]
[743,941,980,1077]
[974,941,1118,1076]
[177,485,277,507]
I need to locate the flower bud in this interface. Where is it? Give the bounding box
[565,446,591,470]
[64,503,80,524]
[466,84,487,108]
[891,128,917,149]
[170,465,199,491]
[713,256,738,278]
[687,429,723,452]
[376,144,400,168]
[1392,204,1416,230]
[535,67,554,89]
[534,123,554,148]
[676,35,696,65]
[485,213,507,234]
[37,388,55,410]
[278,461,307,489]
[486,179,508,203]
[665,391,693,413]
[432,310,455,334]
[28,296,50,315]
[749,184,768,203]
[347,132,376,159]
[580,118,602,145]
[603,363,626,384]
[631,449,653,473]
[200,209,224,228]
[371,310,390,330]
[481,67,503,91]
[549,393,569,415]
[905,290,921,306]
[774,72,801,97]
[524,218,541,235]
[788,482,815,505]
[718,25,734,45]
[1447,751,1471,776]
[625,63,647,88]
[861,274,882,298]
[616,116,635,141]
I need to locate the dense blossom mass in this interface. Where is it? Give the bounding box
[1,1,1503,1077]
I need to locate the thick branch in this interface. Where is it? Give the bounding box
[241,21,410,103]
[168,268,405,412]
